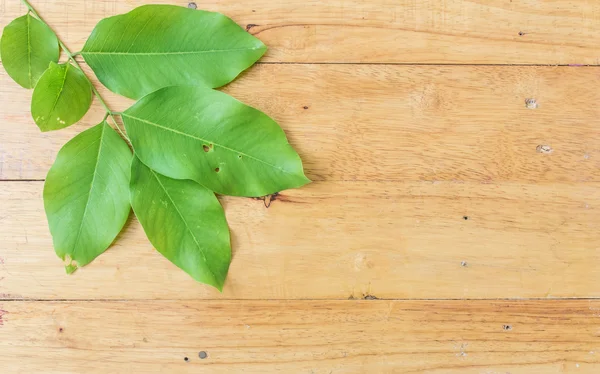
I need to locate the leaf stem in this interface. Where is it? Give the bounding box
[20,0,130,142]
[108,115,129,140]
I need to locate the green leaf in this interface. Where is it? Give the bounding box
[31,62,92,131]
[44,122,132,273]
[130,156,230,290]
[81,5,267,100]
[122,85,309,197]
[0,14,59,89]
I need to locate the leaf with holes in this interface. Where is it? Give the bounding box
[81,4,266,99]
[44,122,132,273]
[123,85,309,197]
[130,156,231,290]
[31,62,92,131]
[0,14,59,89]
[4,2,309,287]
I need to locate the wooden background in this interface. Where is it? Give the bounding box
[1,0,600,372]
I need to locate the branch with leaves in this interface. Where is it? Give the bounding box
[1,1,309,290]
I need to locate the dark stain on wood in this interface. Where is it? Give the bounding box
[246,24,260,32]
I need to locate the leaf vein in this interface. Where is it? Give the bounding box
[122,113,291,174]
[26,14,32,87]
[70,125,106,258]
[81,47,263,56]
[43,63,70,129]
[147,167,218,282]
[126,12,157,53]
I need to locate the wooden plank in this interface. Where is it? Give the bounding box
[2,0,600,64]
[1,300,599,373]
[1,180,598,300]
[1,64,600,182]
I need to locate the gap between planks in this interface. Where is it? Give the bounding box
[6,60,600,67]
[259,62,600,67]
[3,298,600,302]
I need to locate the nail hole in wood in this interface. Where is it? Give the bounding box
[536,145,553,154]
[525,98,538,109]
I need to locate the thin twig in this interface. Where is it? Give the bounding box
[21,0,130,143]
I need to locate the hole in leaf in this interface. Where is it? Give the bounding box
[203,145,210,152]
[215,167,220,173]
[63,255,79,274]
[238,155,242,159]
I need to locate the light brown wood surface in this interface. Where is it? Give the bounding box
[2,64,600,181]
[1,300,600,373]
[1,0,600,373]
[1,180,599,300]
[2,0,600,64]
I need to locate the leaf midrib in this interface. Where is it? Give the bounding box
[43,63,70,129]
[147,167,218,283]
[122,113,290,174]
[81,47,263,56]
[70,124,106,257]
[26,14,32,87]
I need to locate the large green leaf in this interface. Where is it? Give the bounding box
[122,85,309,197]
[130,156,230,290]
[0,14,59,89]
[44,122,132,274]
[31,62,92,131]
[81,5,266,99]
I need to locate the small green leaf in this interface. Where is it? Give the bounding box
[0,14,59,88]
[44,122,132,273]
[122,85,309,197]
[81,5,266,99]
[31,62,92,131]
[130,156,230,290]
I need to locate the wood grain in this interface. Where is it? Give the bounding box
[1,180,598,300]
[2,0,600,64]
[2,64,600,182]
[2,1,600,371]
[1,300,600,373]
